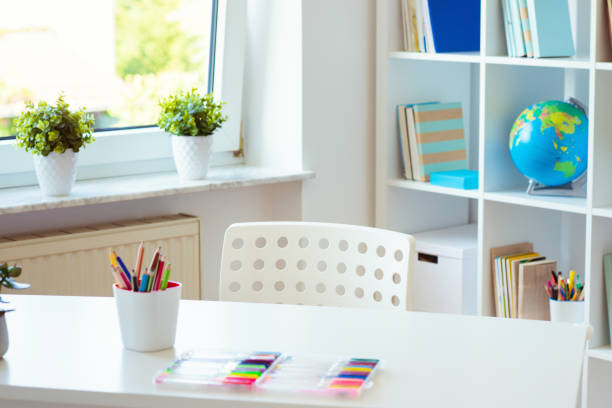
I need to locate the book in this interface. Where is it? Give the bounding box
[518,259,556,320]
[405,106,421,181]
[526,0,575,57]
[429,169,478,190]
[509,0,526,57]
[407,0,420,52]
[508,253,541,317]
[517,0,534,57]
[411,102,467,182]
[490,243,533,318]
[401,0,409,51]
[501,0,516,57]
[423,0,480,53]
[608,0,612,48]
[397,105,413,179]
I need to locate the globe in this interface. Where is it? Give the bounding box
[509,100,588,187]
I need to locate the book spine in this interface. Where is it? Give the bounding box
[526,0,540,57]
[397,105,412,180]
[414,0,425,53]
[518,0,534,57]
[501,0,515,57]
[401,0,409,51]
[405,107,422,181]
[421,0,435,53]
[510,0,526,57]
[408,0,420,52]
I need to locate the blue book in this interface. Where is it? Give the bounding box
[526,0,575,57]
[430,170,478,190]
[425,0,480,53]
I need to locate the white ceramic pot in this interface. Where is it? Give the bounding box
[171,134,214,180]
[113,281,181,352]
[33,149,78,196]
[0,314,8,358]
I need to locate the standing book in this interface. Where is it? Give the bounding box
[509,0,526,57]
[397,105,413,180]
[411,102,467,182]
[526,0,575,57]
[518,260,556,321]
[422,0,480,53]
[517,0,534,57]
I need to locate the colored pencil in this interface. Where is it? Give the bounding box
[155,256,165,291]
[110,266,124,289]
[114,251,132,282]
[135,241,144,280]
[139,269,150,292]
[161,264,171,290]
[114,265,132,290]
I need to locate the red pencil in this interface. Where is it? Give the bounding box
[154,256,165,291]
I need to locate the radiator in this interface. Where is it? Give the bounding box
[0,214,201,299]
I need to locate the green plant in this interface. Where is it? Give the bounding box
[157,88,227,136]
[15,95,95,156]
[0,263,30,302]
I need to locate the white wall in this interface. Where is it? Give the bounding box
[301,0,375,226]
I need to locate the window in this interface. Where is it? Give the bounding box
[0,0,246,188]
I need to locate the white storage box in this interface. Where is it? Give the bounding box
[412,224,477,315]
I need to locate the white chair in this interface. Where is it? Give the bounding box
[219,222,415,310]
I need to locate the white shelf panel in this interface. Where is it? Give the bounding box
[389,51,481,64]
[388,179,480,199]
[588,346,612,363]
[484,56,591,69]
[483,190,587,214]
[592,207,612,218]
[596,62,612,71]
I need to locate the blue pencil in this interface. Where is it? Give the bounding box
[114,253,132,282]
[139,272,149,292]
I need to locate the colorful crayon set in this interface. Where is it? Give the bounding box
[155,351,380,396]
[546,269,584,302]
[110,242,172,292]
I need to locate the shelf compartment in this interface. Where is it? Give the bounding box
[596,62,612,70]
[484,190,587,214]
[482,64,590,195]
[484,56,591,70]
[481,201,587,317]
[389,51,481,64]
[588,215,612,349]
[389,179,479,199]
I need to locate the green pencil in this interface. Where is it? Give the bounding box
[161,264,171,290]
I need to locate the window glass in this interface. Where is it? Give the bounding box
[0,0,214,138]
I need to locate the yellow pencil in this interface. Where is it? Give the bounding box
[109,248,119,267]
[568,270,575,293]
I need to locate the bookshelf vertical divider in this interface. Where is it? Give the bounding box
[375,0,612,405]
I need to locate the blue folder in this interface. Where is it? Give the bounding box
[426,0,480,53]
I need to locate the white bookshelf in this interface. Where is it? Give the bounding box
[375,0,612,406]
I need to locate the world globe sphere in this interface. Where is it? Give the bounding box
[509,100,588,187]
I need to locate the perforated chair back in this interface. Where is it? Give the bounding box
[219,222,415,310]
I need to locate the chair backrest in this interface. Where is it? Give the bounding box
[219,222,415,310]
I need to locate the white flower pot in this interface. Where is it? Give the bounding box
[33,149,78,197]
[171,134,214,180]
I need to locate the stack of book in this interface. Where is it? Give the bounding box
[397,102,468,182]
[400,0,480,53]
[502,0,575,58]
[491,242,557,320]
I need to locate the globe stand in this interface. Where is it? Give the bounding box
[526,172,587,198]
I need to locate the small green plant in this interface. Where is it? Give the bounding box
[158,88,227,136]
[15,95,95,156]
[0,263,30,303]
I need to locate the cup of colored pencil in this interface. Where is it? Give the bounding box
[111,242,181,352]
[546,270,584,324]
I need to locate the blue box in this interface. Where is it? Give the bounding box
[429,170,478,190]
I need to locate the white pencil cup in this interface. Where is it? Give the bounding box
[549,299,585,323]
[113,281,181,352]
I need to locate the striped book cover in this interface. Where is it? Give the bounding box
[518,0,534,57]
[412,102,467,182]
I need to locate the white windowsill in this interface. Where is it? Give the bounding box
[0,165,315,215]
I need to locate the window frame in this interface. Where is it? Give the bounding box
[0,0,246,189]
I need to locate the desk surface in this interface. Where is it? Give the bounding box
[0,295,587,408]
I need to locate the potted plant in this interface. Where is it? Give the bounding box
[158,88,227,180]
[0,263,30,358]
[15,95,95,196]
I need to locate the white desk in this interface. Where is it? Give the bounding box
[0,295,588,408]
